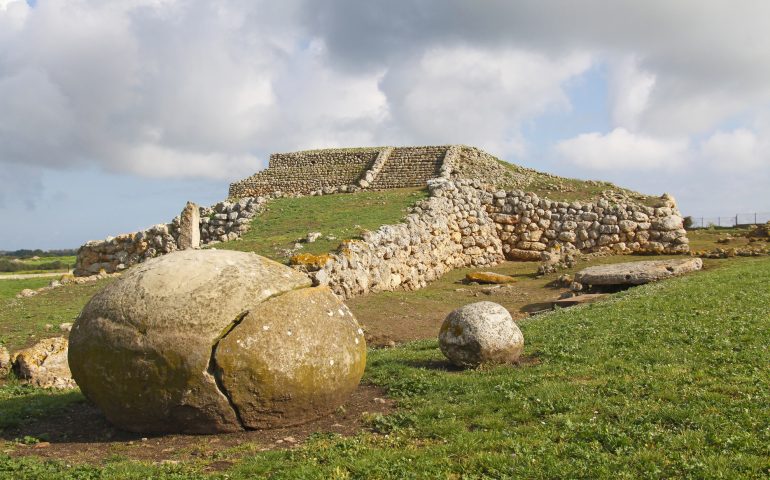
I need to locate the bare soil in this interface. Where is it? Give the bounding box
[3,385,393,467]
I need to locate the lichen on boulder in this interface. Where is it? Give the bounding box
[68,249,366,434]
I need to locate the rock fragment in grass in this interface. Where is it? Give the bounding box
[0,344,10,378]
[439,301,524,368]
[465,272,516,284]
[13,337,76,389]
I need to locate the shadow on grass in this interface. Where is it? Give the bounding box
[398,354,541,372]
[519,301,554,315]
[0,388,143,444]
[398,358,465,372]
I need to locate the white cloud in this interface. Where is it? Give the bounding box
[380,46,592,156]
[555,128,689,170]
[608,56,656,130]
[700,129,768,170]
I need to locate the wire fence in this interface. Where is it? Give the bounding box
[687,212,770,229]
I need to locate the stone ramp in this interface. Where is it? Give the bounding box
[368,146,447,189]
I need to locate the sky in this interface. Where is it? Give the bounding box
[1,0,769,250]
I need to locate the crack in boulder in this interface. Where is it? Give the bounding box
[208,310,249,429]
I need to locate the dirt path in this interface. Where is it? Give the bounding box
[0,271,71,280]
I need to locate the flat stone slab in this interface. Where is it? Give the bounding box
[574,258,703,286]
[552,293,607,308]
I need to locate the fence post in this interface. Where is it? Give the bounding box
[755,213,757,225]
[701,217,704,228]
[735,214,738,227]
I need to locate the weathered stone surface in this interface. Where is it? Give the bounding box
[466,272,516,284]
[574,258,703,286]
[13,337,76,389]
[68,249,365,434]
[439,301,524,368]
[177,201,200,250]
[216,286,366,429]
[0,344,10,378]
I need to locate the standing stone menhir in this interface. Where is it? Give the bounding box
[177,201,200,250]
[68,250,367,434]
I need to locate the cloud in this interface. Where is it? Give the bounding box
[379,46,591,156]
[0,0,388,181]
[555,128,689,170]
[607,56,656,130]
[700,129,769,171]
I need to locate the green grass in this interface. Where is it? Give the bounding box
[0,256,76,275]
[0,279,112,351]
[216,188,429,263]
[0,279,51,302]
[1,257,768,477]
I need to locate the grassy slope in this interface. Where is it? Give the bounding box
[1,257,768,478]
[492,159,658,206]
[215,188,429,263]
[0,279,112,351]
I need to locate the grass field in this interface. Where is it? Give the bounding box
[0,256,767,478]
[0,256,76,276]
[0,278,111,351]
[214,188,428,263]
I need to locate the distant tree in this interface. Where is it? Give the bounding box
[683,216,694,230]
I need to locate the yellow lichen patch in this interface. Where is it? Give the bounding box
[290,253,332,270]
[465,272,516,284]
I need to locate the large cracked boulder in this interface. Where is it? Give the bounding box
[574,258,703,287]
[68,250,366,434]
[439,301,524,368]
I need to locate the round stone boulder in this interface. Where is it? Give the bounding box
[68,250,366,434]
[438,301,524,368]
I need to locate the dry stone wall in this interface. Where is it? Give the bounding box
[295,178,687,300]
[301,178,504,298]
[74,198,266,276]
[483,190,689,260]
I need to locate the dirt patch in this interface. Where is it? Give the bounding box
[2,384,393,466]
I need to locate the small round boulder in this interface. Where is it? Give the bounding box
[438,301,523,368]
[68,250,366,434]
